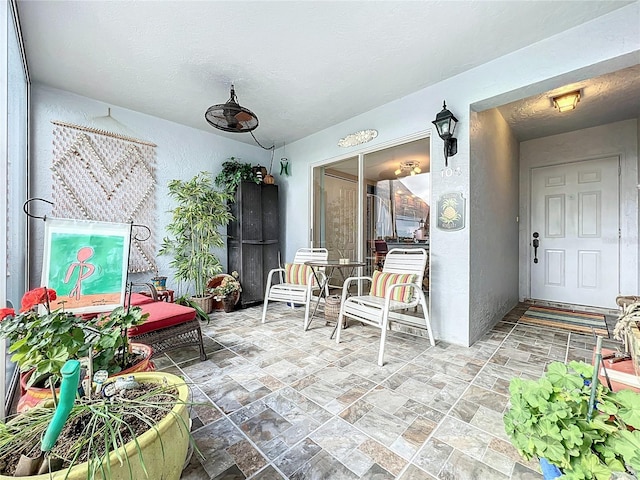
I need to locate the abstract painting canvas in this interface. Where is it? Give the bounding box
[41,218,131,314]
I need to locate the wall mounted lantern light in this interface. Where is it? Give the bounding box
[552,90,581,112]
[432,101,458,167]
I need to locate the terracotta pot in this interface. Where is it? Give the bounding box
[208,275,240,311]
[17,343,154,413]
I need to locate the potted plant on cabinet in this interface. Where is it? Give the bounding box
[0,369,192,480]
[214,157,261,193]
[503,360,640,480]
[0,287,153,412]
[209,271,242,313]
[159,172,234,314]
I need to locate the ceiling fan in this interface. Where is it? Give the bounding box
[205,85,259,133]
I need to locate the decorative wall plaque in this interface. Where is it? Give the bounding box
[337,129,378,148]
[437,192,466,231]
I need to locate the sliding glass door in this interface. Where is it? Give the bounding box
[312,156,359,261]
[312,138,431,288]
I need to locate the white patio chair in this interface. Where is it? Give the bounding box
[335,248,434,366]
[261,247,329,328]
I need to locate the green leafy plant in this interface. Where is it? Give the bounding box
[90,306,149,375]
[503,360,640,479]
[0,288,148,388]
[159,172,234,298]
[214,157,260,193]
[175,294,209,323]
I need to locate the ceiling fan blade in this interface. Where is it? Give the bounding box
[235,111,254,123]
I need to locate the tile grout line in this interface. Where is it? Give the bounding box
[235,320,435,478]
[396,319,521,480]
[198,311,380,479]
[181,335,290,479]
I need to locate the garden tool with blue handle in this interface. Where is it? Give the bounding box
[14,359,81,476]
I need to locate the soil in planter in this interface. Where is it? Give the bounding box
[0,383,178,476]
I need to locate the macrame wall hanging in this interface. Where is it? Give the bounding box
[51,120,157,273]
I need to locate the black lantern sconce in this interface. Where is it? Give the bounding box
[432,101,458,167]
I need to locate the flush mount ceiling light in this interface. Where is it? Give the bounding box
[394,160,422,177]
[552,90,581,112]
[432,101,458,167]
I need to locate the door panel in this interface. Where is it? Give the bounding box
[531,156,619,308]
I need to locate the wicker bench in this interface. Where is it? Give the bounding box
[127,286,207,361]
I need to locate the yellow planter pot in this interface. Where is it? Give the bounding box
[1,372,190,480]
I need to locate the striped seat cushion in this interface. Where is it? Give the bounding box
[284,263,316,286]
[369,271,417,302]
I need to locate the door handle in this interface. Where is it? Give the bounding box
[532,232,539,264]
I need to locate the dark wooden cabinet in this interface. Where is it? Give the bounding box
[228,182,279,307]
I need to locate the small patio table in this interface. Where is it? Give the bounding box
[304,260,365,334]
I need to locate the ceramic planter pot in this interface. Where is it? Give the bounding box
[150,276,168,291]
[2,372,190,480]
[222,296,235,313]
[17,343,154,412]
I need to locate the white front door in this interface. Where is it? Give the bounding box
[530,156,619,308]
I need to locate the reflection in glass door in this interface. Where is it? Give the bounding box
[312,157,359,262]
[312,137,431,293]
[363,139,430,290]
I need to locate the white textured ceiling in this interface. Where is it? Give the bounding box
[16,0,634,147]
[497,64,640,141]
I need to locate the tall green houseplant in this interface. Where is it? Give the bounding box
[160,172,234,299]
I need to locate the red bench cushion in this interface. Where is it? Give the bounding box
[128,301,197,336]
[128,293,156,306]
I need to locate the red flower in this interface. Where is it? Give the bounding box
[20,287,57,312]
[0,308,15,321]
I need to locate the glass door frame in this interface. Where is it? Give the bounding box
[309,131,431,291]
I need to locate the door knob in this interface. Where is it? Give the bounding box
[532,232,539,264]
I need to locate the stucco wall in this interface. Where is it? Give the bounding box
[519,119,639,304]
[29,85,270,293]
[24,3,640,345]
[272,4,639,345]
[469,108,520,344]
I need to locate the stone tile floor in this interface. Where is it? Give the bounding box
[153,302,621,480]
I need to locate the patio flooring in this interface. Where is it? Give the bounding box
[154,301,621,480]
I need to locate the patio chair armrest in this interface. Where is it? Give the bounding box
[309,270,327,288]
[130,282,159,301]
[341,275,373,298]
[265,267,286,286]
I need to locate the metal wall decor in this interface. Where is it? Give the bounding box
[280,157,290,176]
[437,192,466,231]
[51,121,157,273]
[337,129,378,148]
